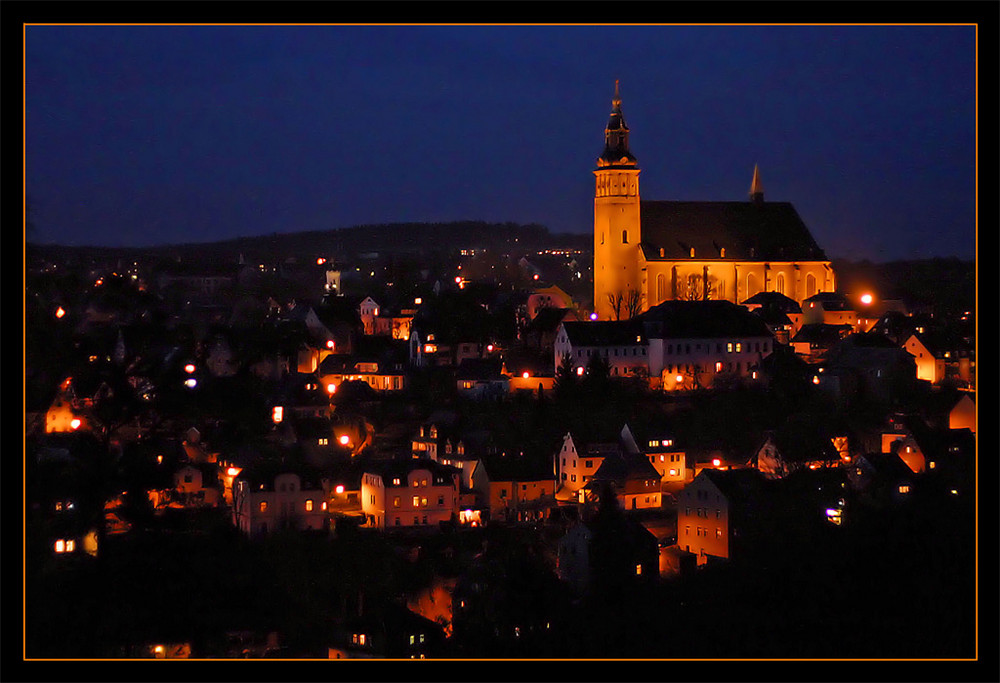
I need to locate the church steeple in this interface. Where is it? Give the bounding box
[598,80,637,168]
[749,164,764,204]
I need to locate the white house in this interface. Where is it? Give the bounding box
[361,459,460,530]
[234,467,331,537]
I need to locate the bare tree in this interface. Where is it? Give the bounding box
[607,288,644,320]
[606,291,624,321]
[675,273,718,301]
[623,288,644,319]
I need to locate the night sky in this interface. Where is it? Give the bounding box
[24,23,977,261]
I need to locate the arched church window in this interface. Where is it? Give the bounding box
[656,274,667,303]
[776,273,785,295]
[622,230,628,244]
[805,273,817,299]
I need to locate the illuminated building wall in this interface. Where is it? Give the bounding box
[591,83,835,318]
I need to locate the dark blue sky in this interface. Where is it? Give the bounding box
[25,24,977,261]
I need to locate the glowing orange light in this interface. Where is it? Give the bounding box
[675,375,684,383]
[860,293,873,305]
[414,297,422,305]
[576,366,585,376]
[339,435,350,446]
[455,276,462,284]
[812,375,820,385]
[70,418,81,430]
[272,406,284,423]
[55,306,66,318]
[184,364,196,374]
[316,258,326,265]
[522,371,530,379]
[327,340,335,349]
[226,467,241,477]
[327,383,337,394]
[712,458,721,467]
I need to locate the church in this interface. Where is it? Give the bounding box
[592,82,836,321]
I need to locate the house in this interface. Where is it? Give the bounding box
[553,430,623,503]
[847,453,916,506]
[357,296,381,335]
[455,358,509,400]
[587,502,661,592]
[171,462,222,508]
[360,458,460,531]
[822,333,918,407]
[583,451,662,510]
[471,454,555,523]
[921,389,975,433]
[741,291,804,344]
[233,462,331,537]
[276,414,347,467]
[619,421,687,484]
[523,306,584,352]
[525,285,575,321]
[789,323,854,364]
[553,319,649,381]
[329,602,447,659]
[676,468,768,565]
[555,507,592,596]
[318,341,408,395]
[801,291,859,329]
[903,330,973,387]
[751,415,843,479]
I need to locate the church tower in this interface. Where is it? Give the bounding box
[593,81,642,320]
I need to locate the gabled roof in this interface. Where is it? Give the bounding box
[365,457,459,486]
[589,451,661,484]
[790,323,853,345]
[699,468,768,511]
[757,415,840,465]
[456,358,506,381]
[741,291,803,313]
[236,459,329,491]
[641,300,774,339]
[803,291,852,310]
[560,319,645,347]
[480,454,553,482]
[638,200,827,261]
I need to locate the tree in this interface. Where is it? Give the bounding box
[607,288,644,320]
[606,291,624,321]
[675,271,719,301]
[553,353,579,399]
[623,288,644,319]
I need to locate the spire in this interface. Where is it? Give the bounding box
[749,164,764,203]
[598,80,637,168]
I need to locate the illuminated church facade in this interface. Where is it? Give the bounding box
[592,82,836,321]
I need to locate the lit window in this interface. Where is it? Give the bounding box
[635,564,642,576]
[259,501,268,512]
[305,500,314,512]
[898,485,910,494]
